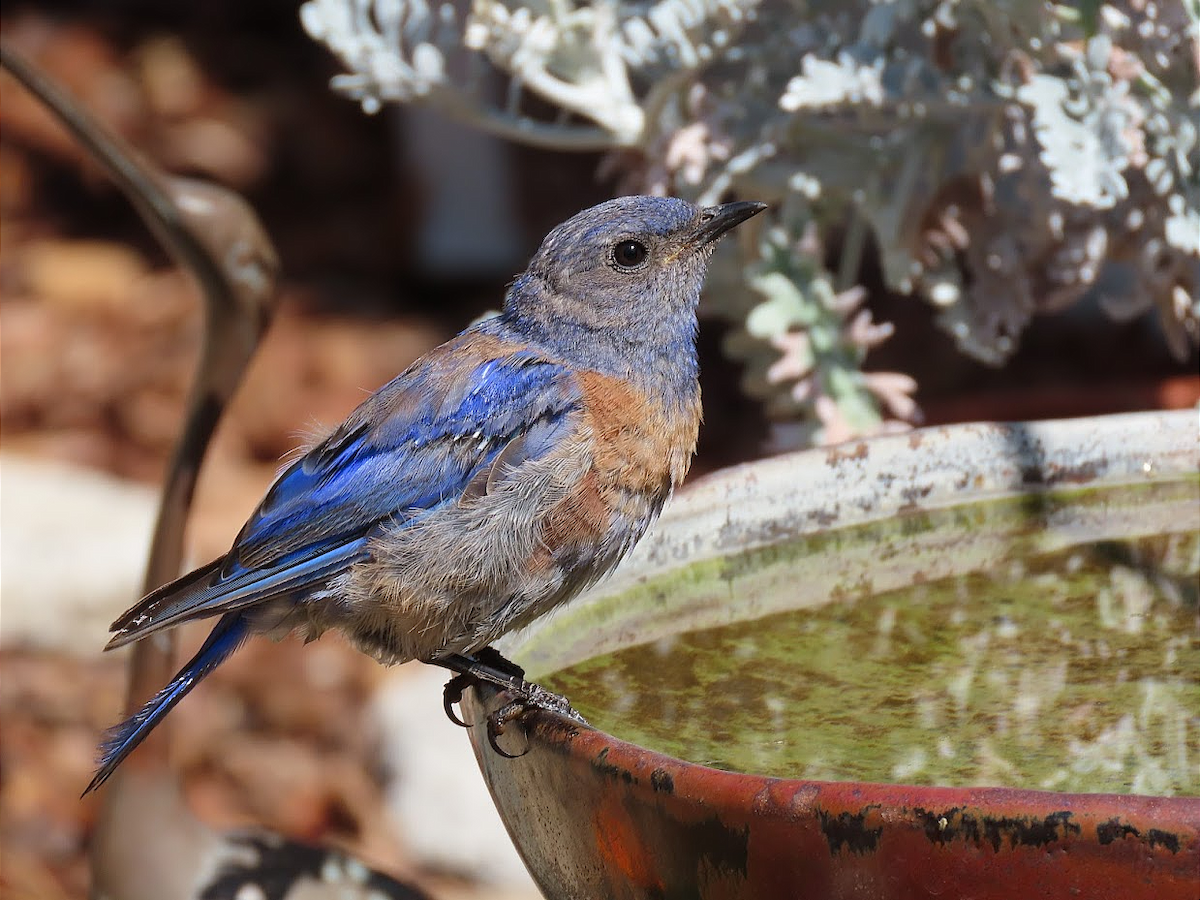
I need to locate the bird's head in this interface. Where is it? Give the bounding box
[504,196,766,373]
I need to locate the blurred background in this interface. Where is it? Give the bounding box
[1,1,1196,898]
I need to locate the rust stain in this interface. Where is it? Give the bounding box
[1045,460,1102,485]
[592,793,664,891]
[825,441,870,467]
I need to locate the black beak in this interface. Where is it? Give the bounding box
[693,200,768,246]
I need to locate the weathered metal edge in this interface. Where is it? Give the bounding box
[464,683,1200,900]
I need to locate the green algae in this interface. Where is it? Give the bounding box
[539,479,1200,795]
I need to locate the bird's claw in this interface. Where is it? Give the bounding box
[437,646,585,752]
[442,673,474,728]
[486,700,529,758]
[442,668,588,755]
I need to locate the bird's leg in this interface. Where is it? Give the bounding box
[432,647,586,752]
[463,645,528,682]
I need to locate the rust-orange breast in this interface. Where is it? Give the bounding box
[538,369,700,580]
[579,369,700,510]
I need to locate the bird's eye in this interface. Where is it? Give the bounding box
[612,240,648,268]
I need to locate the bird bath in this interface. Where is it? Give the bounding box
[462,410,1199,899]
[539,487,1197,796]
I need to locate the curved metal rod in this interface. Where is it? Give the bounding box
[0,41,279,597]
[1,42,279,718]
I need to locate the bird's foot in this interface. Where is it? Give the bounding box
[482,682,587,758]
[513,680,587,725]
[434,647,586,756]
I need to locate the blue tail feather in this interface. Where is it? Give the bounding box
[83,612,248,796]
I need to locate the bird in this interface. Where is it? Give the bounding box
[85,194,766,795]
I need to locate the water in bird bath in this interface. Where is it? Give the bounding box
[538,477,1199,795]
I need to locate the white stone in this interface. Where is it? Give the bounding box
[0,454,158,654]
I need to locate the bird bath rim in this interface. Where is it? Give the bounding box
[504,409,1199,679]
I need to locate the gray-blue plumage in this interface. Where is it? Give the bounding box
[87,195,766,795]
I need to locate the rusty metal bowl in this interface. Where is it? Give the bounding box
[462,412,1200,899]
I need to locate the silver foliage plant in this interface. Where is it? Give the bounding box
[302,0,1200,447]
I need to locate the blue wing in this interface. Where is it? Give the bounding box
[106,336,583,648]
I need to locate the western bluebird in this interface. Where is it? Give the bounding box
[86,195,766,794]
